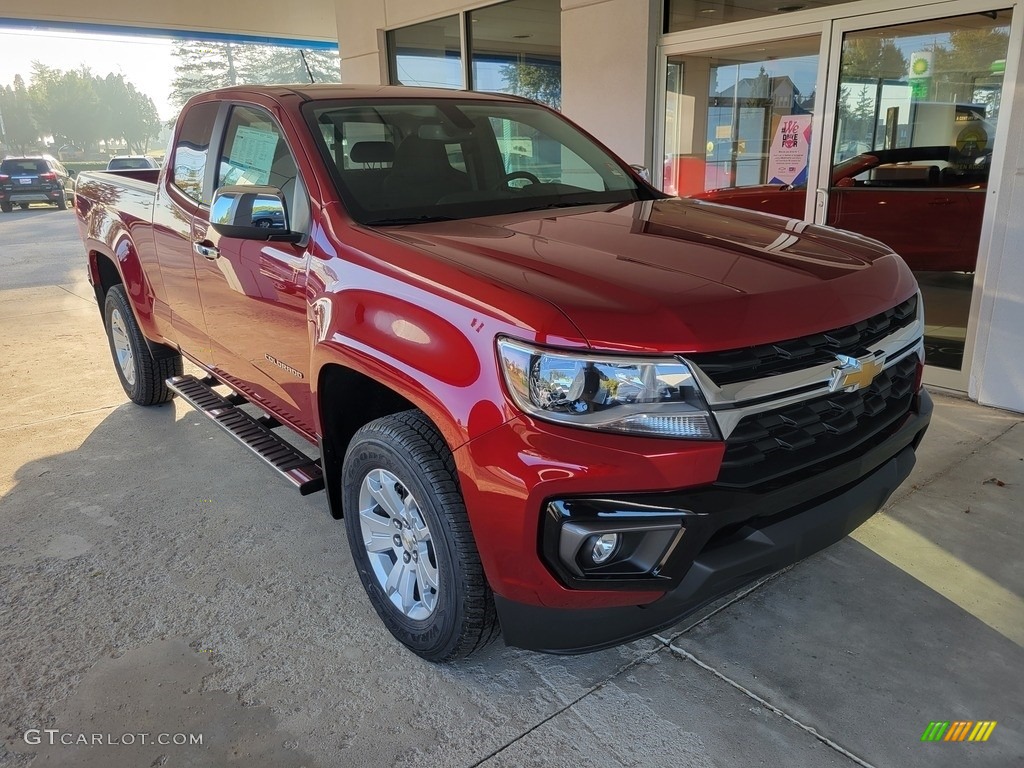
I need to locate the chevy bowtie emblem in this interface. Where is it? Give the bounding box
[829,353,884,393]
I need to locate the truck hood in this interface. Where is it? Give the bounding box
[382,198,917,354]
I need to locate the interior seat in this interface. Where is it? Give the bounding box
[381,135,470,208]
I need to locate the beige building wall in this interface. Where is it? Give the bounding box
[335,0,658,166]
[0,2,339,43]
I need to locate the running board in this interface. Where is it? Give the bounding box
[166,374,324,495]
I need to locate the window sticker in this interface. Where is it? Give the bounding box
[226,125,279,185]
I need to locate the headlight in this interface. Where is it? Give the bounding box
[496,338,718,439]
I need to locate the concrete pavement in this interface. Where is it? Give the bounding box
[1,208,1021,767]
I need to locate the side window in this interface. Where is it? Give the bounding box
[487,116,604,191]
[171,102,219,204]
[218,105,310,233]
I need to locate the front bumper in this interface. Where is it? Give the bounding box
[495,389,931,653]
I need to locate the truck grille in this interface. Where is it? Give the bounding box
[689,295,918,386]
[715,354,919,489]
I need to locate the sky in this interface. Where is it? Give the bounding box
[0,27,177,119]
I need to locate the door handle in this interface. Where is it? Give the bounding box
[193,241,220,260]
[814,188,829,223]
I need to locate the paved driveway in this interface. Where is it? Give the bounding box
[1,208,1021,767]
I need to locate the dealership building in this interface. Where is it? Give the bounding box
[6,0,1024,412]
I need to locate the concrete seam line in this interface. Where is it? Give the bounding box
[884,419,1021,507]
[0,404,120,433]
[667,642,878,768]
[467,644,672,767]
[661,567,792,643]
[56,284,97,303]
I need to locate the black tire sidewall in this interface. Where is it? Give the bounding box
[342,434,467,660]
[103,286,144,402]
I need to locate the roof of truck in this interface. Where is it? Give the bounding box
[195,83,535,104]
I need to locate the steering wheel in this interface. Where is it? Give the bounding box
[504,170,540,187]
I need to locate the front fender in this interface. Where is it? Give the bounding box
[308,287,509,452]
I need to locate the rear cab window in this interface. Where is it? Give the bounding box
[170,102,220,205]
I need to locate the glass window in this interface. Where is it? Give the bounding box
[665,0,859,33]
[306,99,652,224]
[488,116,602,189]
[388,15,463,89]
[663,37,820,206]
[171,101,219,204]
[217,105,309,232]
[469,0,561,109]
[827,10,1011,372]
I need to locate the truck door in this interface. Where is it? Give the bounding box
[192,103,314,433]
[154,101,220,361]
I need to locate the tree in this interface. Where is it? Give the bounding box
[96,74,161,153]
[840,38,908,80]
[242,45,342,85]
[0,75,38,153]
[499,62,561,109]
[169,40,241,110]
[28,64,104,150]
[169,40,341,109]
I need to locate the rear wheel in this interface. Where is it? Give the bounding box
[103,284,182,405]
[54,195,67,210]
[342,410,498,661]
[19,203,29,211]
[0,203,10,213]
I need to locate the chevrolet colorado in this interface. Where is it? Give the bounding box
[76,85,931,660]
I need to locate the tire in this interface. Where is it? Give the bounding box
[1,202,13,213]
[342,410,499,661]
[55,195,67,210]
[19,203,30,211]
[103,284,183,405]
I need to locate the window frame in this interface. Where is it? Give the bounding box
[169,100,222,206]
[385,0,562,107]
[214,102,312,237]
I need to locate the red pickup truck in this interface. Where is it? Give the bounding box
[76,85,931,661]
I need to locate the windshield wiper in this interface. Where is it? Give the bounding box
[363,215,456,226]
[518,200,601,212]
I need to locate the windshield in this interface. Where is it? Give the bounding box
[108,157,152,170]
[305,99,659,224]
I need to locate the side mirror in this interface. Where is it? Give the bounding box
[629,164,652,184]
[210,185,299,241]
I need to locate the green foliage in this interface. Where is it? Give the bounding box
[840,38,909,80]
[0,64,162,154]
[499,62,561,110]
[0,75,37,153]
[169,40,342,110]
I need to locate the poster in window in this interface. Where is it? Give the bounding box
[767,115,812,186]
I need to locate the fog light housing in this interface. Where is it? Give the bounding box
[589,533,619,565]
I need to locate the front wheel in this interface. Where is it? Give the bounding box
[342,410,498,661]
[103,285,183,405]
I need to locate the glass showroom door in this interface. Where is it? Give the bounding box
[662,33,823,214]
[816,7,1014,387]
